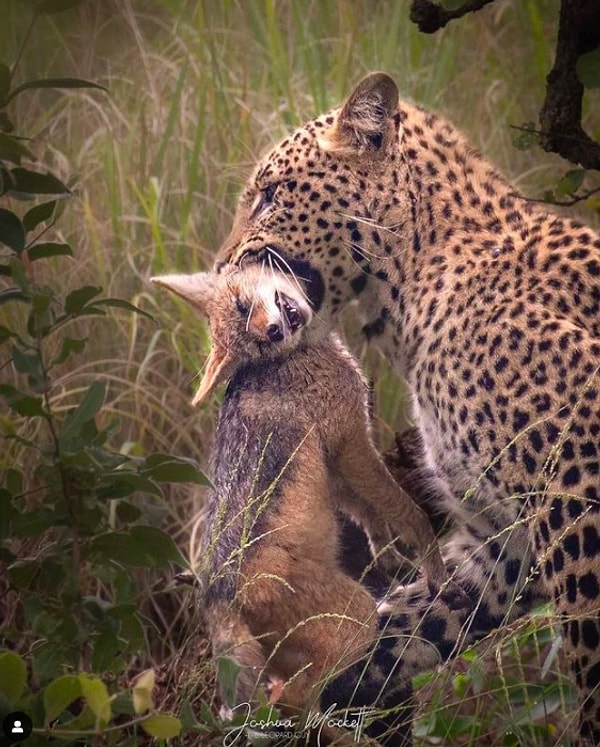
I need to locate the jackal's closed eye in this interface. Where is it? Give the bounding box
[235,297,249,316]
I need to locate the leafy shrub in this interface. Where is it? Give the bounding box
[414,610,576,746]
[0,2,208,742]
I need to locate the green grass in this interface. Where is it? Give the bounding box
[1,0,600,743]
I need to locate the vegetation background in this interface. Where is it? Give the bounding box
[1,0,599,744]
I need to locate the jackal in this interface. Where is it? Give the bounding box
[151,266,453,724]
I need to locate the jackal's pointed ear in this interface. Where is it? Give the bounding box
[150,273,217,316]
[327,72,399,156]
[192,344,235,406]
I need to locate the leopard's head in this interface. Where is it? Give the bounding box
[215,73,403,323]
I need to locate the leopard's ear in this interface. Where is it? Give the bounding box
[150,272,216,316]
[327,72,399,156]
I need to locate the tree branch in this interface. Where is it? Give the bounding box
[539,0,600,170]
[409,0,496,34]
[409,0,600,174]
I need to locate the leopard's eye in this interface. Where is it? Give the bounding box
[250,183,278,219]
[236,297,249,316]
[262,183,278,203]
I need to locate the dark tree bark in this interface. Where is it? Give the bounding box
[409,0,600,173]
[410,0,495,33]
[539,0,600,170]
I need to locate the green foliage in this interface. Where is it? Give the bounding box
[512,122,541,152]
[0,3,204,743]
[577,46,600,89]
[554,168,587,199]
[0,651,183,745]
[413,613,576,746]
[513,124,594,206]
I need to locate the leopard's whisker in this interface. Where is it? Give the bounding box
[246,261,264,332]
[265,246,311,305]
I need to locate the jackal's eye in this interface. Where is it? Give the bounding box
[236,298,249,317]
[250,183,278,219]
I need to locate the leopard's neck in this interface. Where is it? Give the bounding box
[357,103,544,378]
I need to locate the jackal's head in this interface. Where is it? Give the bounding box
[151,266,314,405]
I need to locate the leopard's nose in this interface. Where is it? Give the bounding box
[267,323,284,342]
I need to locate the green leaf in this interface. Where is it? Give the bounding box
[64,285,103,314]
[9,258,28,290]
[8,167,71,198]
[97,473,160,501]
[0,133,35,161]
[199,700,218,729]
[23,201,57,231]
[541,633,564,679]
[8,559,41,588]
[5,467,22,493]
[0,488,16,540]
[512,122,540,152]
[53,336,86,365]
[32,643,63,681]
[82,596,110,625]
[31,287,53,313]
[115,500,142,523]
[179,700,202,730]
[216,658,242,708]
[90,297,155,322]
[0,325,15,344]
[27,291,55,339]
[6,77,107,105]
[60,381,105,444]
[90,532,154,567]
[57,704,96,732]
[114,609,146,650]
[43,675,82,723]
[130,526,185,566]
[0,384,46,417]
[11,508,59,538]
[412,670,436,690]
[78,674,111,726]
[0,650,27,704]
[90,527,184,568]
[577,47,600,88]
[92,630,123,672]
[11,344,41,377]
[556,168,586,198]
[0,62,11,103]
[0,546,16,563]
[0,208,26,252]
[141,714,181,739]
[0,112,13,133]
[132,669,155,715]
[28,242,73,262]
[141,454,210,485]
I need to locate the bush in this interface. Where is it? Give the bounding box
[0,2,207,743]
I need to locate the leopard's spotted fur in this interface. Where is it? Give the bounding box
[215,73,600,745]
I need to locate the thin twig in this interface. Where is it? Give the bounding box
[525,185,600,207]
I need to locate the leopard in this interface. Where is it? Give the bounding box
[213,71,600,745]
